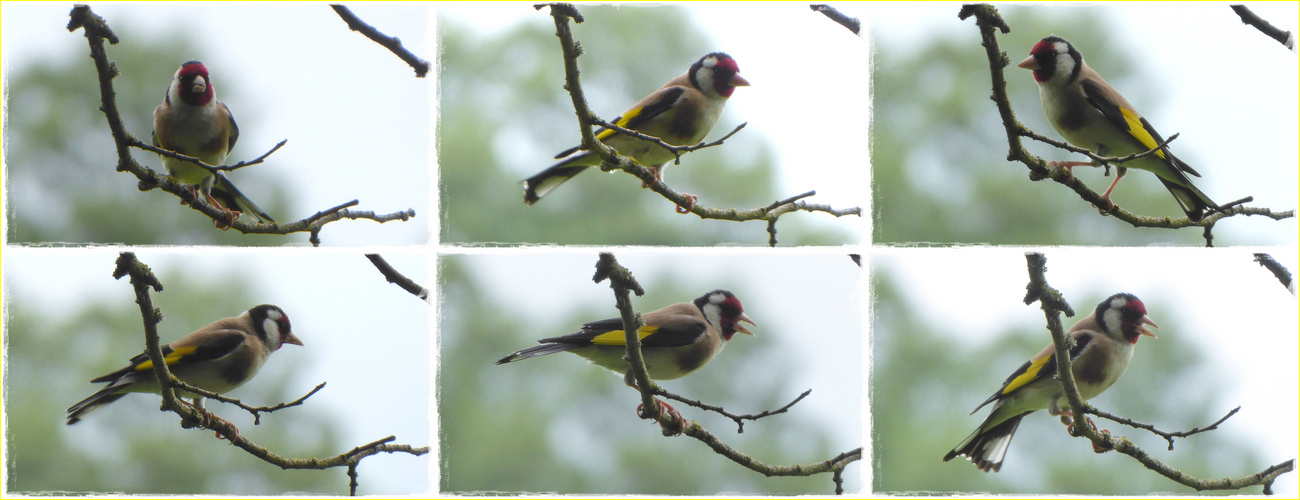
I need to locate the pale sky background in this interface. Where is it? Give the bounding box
[2,0,1297,496]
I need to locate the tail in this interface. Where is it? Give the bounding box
[1157,155,1218,222]
[213,173,275,223]
[942,412,1027,473]
[523,156,592,205]
[496,343,580,365]
[1156,175,1217,222]
[66,386,129,425]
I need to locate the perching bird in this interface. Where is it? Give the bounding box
[66,305,302,426]
[943,293,1158,472]
[497,289,756,432]
[523,53,750,212]
[153,60,274,226]
[1018,36,1218,221]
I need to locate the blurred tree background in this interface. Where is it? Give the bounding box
[437,253,862,494]
[4,259,341,494]
[870,249,1295,494]
[871,5,1296,245]
[438,5,861,246]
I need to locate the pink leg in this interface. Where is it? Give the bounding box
[636,398,687,435]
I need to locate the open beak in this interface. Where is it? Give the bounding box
[1137,315,1158,338]
[190,76,208,95]
[735,313,757,336]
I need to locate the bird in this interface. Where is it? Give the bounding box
[153,60,275,226]
[497,289,756,432]
[1018,36,1218,221]
[66,304,302,430]
[522,52,750,212]
[943,293,1158,472]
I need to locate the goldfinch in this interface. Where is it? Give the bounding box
[153,60,274,225]
[943,293,1158,472]
[66,304,302,425]
[1018,37,1218,221]
[523,53,750,207]
[497,290,756,432]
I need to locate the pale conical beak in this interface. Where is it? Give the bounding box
[731,74,751,87]
[1016,56,1038,70]
[284,332,304,347]
[1137,315,1158,338]
[735,313,757,336]
[190,76,208,95]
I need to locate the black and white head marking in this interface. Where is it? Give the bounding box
[250,304,293,351]
[689,52,743,99]
[694,289,750,340]
[1097,293,1151,343]
[1029,36,1082,85]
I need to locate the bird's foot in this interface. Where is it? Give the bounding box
[1047,161,1084,182]
[1092,427,1114,453]
[183,405,240,442]
[1095,193,1118,216]
[675,194,698,214]
[212,209,241,229]
[179,186,201,206]
[637,398,687,436]
[642,166,663,188]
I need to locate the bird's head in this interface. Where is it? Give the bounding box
[696,289,757,341]
[173,60,217,106]
[691,52,750,99]
[1098,293,1159,343]
[1017,36,1081,85]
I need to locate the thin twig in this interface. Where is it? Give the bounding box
[330,4,431,77]
[365,254,430,302]
[169,380,327,425]
[658,389,812,434]
[1093,406,1241,451]
[811,4,861,35]
[1254,253,1295,294]
[1230,5,1295,50]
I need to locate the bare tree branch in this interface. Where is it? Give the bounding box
[1254,253,1296,295]
[68,5,417,246]
[1093,406,1241,451]
[592,253,860,494]
[659,388,813,434]
[169,380,328,426]
[1231,5,1295,50]
[1021,251,1294,493]
[365,254,430,302]
[810,4,861,36]
[330,4,431,77]
[111,252,428,496]
[538,3,861,246]
[958,4,1294,245]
